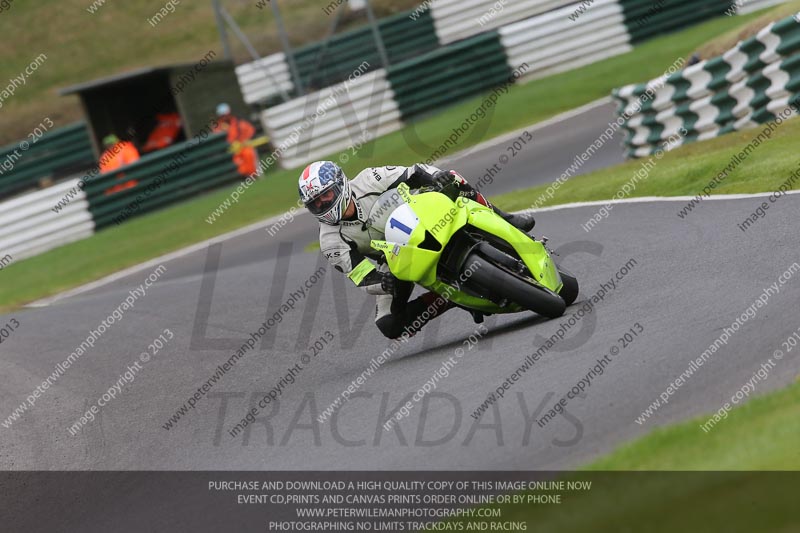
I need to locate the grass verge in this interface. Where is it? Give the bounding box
[446,382,799,532]
[0,13,766,312]
[492,113,800,213]
[0,0,421,144]
[586,380,800,471]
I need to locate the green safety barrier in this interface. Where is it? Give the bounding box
[292,8,439,91]
[0,122,94,199]
[85,132,240,229]
[387,31,512,120]
[613,9,800,157]
[619,0,734,43]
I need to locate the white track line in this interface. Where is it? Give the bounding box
[26,213,293,308]
[32,189,795,308]
[523,190,800,213]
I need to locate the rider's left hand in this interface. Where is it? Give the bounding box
[380,272,398,295]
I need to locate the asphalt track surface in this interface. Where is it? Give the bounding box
[2,101,799,471]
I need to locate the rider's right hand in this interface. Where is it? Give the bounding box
[431,170,454,190]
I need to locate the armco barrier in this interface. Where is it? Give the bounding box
[499,0,632,82]
[235,9,438,105]
[613,11,800,157]
[261,70,402,169]
[233,0,785,108]
[0,133,241,263]
[388,31,512,119]
[0,122,94,200]
[738,0,792,15]
[259,30,514,170]
[84,132,239,229]
[235,52,293,105]
[292,9,439,91]
[430,0,575,45]
[236,0,761,111]
[619,0,733,43]
[0,178,94,261]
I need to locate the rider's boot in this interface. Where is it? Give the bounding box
[401,292,456,337]
[492,206,536,233]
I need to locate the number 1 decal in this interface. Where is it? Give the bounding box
[389,218,413,235]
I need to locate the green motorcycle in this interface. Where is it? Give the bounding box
[369,182,578,319]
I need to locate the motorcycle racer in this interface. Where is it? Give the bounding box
[299,161,535,339]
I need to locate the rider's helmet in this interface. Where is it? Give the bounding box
[298,161,352,225]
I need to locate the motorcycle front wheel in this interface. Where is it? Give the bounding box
[463,254,566,319]
[557,267,579,307]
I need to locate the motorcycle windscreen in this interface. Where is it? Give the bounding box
[365,188,407,235]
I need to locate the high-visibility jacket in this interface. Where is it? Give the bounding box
[143,113,182,152]
[99,141,140,174]
[214,116,255,144]
[214,117,257,176]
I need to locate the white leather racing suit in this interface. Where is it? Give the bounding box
[318,164,455,339]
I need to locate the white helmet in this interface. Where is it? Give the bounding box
[298,161,352,225]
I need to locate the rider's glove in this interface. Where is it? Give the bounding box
[380,272,398,295]
[431,170,454,190]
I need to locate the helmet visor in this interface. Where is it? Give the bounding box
[304,182,343,216]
